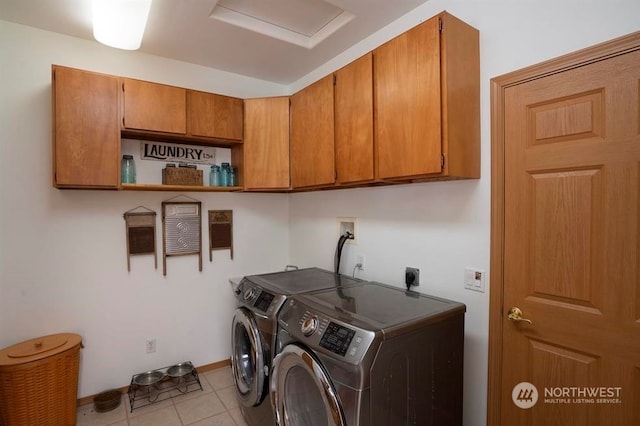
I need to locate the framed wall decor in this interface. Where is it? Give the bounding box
[161,196,202,276]
[123,206,157,272]
[208,210,233,261]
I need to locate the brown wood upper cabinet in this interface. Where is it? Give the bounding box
[374,12,480,180]
[122,78,187,134]
[122,80,244,143]
[52,65,120,188]
[334,52,374,185]
[188,90,243,141]
[243,97,290,190]
[54,67,245,190]
[290,74,335,188]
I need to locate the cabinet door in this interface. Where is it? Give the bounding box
[290,74,335,188]
[53,66,120,188]
[374,16,442,179]
[243,97,290,189]
[189,91,243,141]
[335,53,374,184]
[439,12,480,179]
[122,78,186,134]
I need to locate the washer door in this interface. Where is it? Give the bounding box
[271,343,346,426]
[231,308,267,407]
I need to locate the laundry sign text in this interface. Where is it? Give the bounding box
[140,141,216,165]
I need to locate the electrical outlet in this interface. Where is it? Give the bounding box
[357,254,365,271]
[337,217,358,244]
[146,338,156,353]
[464,268,485,292]
[405,267,420,287]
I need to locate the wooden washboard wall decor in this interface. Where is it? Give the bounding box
[123,207,157,271]
[208,210,233,261]
[161,196,202,276]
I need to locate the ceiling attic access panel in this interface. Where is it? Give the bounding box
[209,0,354,48]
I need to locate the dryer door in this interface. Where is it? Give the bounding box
[231,308,268,407]
[271,343,346,426]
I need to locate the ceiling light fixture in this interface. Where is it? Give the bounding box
[93,0,152,50]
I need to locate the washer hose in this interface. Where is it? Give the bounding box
[334,231,352,274]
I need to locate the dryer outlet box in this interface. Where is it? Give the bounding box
[405,267,420,287]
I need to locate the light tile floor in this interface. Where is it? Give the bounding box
[77,366,249,426]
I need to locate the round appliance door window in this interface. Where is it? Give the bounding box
[284,365,329,425]
[231,308,266,406]
[271,344,345,426]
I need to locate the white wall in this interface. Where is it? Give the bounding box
[2,0,640,423]
[0,21,290,397]
[287,1,640,426]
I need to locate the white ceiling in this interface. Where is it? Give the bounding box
[0,0,428,85]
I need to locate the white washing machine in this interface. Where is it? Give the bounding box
[271,281,466,426]
[231,268,366,426]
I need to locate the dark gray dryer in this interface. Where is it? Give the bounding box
[230,268,365,426]
[271,281,466,426]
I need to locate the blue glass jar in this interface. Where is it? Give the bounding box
[209,165,220,186]
[229,167,238,187]
[121,155,136,184]
[220,162,230,187]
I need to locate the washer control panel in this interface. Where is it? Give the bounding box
[319,322,356,356]
[280,299,376,364]
[301,315,319,336]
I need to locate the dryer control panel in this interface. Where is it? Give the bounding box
[278,299,376,365]
[234,278,285,318]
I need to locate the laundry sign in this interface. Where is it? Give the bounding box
[140,141,216,165]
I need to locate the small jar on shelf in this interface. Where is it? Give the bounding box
[209,165,220,186]
[220,163,230,187]
[121,155,136,184]
[229,167,237,187]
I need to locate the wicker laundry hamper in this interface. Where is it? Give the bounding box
[0,333,82,426]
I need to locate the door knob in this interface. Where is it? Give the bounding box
[508,307,532,325]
